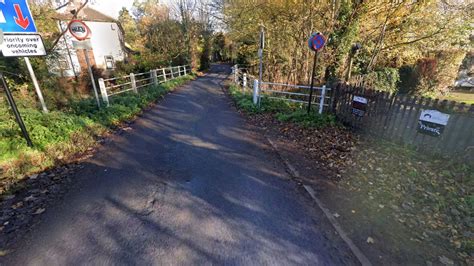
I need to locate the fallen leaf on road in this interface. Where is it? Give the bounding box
[24,195,36,202]
[33,208,45,215]
[0,249,11,257]
[11,202,23,209]
[367,237,375,244]
[439,256,454,265]
[333,213,340,218]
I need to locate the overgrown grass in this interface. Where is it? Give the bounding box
[339,138,474,262]
[228,84,338,128]
[0,75,194,193]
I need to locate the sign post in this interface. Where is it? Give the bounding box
[68,20,100,108]
[0,72,32,147]
[0,0,48,113]
[307,32,326,114]
[24,57,47,112]
[0,0,49,146]
[258,25,264,105]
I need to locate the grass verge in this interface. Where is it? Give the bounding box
[0,75,194,195]
[332,138,473,264]
[228,84,338,128]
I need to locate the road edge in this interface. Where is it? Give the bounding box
[265,137,372,266]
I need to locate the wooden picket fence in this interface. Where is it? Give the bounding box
[331,83,474,160]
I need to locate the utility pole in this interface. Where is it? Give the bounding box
[24,57,48,113]
[345,43,362,82]
[258,25,265,84]
[258,25,265,105]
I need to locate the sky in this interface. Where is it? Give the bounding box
[90,0,135,18]
[90,0,174,19]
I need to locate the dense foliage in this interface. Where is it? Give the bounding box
[228,84,338,128]
[220,0,472,96]
[0,75,194,193]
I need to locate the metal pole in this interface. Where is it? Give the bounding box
[253,80,259,105]
[83,49,100,108]
[258,26,265,90]
[0,72,33,147]
[59,21,78,79]
[24,57,48,113]
[345,54,354,82]
[307,51,319,114]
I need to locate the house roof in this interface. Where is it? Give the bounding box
[54,4,117,23]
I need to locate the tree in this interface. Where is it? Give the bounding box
[118,8,140,50]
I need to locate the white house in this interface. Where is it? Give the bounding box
[48,2,128,77]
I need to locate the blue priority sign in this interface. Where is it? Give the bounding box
[308,32,326,52]
[0,0,37,33]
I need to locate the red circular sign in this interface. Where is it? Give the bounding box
[308,32,326,52]
[68,20,91,41]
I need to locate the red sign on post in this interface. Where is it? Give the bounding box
[68,20,91,41]
[308,32,326,52]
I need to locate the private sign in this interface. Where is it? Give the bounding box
[0,0,46,57]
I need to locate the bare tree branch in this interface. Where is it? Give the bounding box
[48,0,89,53]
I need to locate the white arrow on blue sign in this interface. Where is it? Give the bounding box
[0,0,37,33]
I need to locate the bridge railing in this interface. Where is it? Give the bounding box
[231,65,331,114]
[99,65,190,106]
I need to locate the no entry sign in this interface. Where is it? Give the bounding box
[308,32,326,52]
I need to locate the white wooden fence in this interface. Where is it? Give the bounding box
[231,65,331,114]
[98,65,190,106]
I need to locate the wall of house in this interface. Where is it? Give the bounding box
[48,21,125,77]
[87,21,125,70]
[47,21,82,78]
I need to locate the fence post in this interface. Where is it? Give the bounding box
[234,68,239,84]
[319,85,327,114]
[243,73,247,92]
[98,78,109,107]
[253,80,259,105]
[130,73,138,93]
[184,65,187,75]
[178,66,182,76]
[162,68,167,82]
[151,69,158,85]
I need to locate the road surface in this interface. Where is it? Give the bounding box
[2,65,357,265]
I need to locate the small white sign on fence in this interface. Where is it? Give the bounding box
[419,110,450,125]
[418,109,450,137]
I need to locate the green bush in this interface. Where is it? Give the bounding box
[276,110,338,128]
[366,67,400,93]
[398,65,418,94]
[0,74,194,189]
[228,84,338,128]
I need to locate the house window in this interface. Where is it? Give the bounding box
[105,56,115,69]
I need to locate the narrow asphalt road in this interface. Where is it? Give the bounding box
[2,64,357,265]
